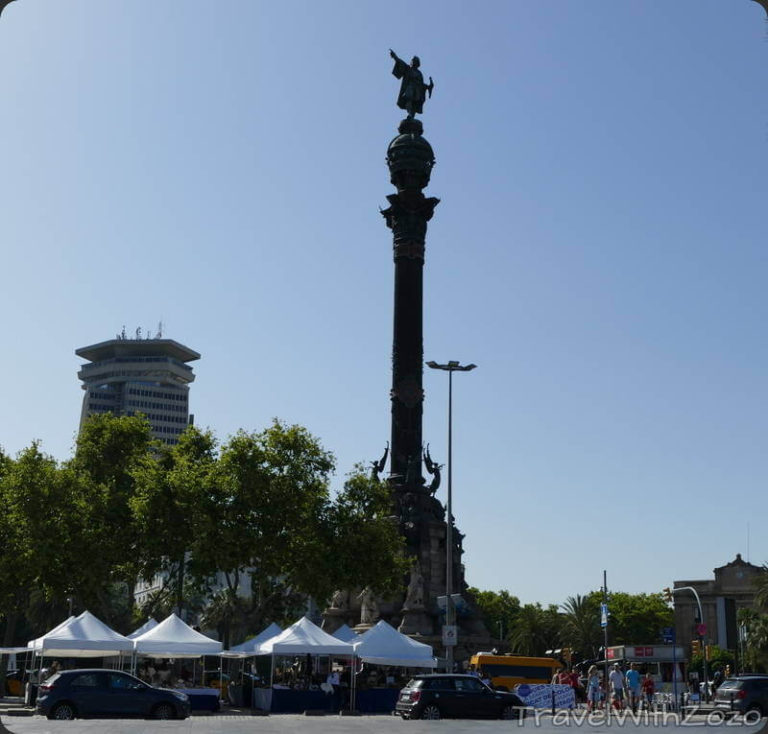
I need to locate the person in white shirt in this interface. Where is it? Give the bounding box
[608,663,625,710]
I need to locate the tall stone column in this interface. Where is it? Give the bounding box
[323,55,490,655]
[381,119,445,637]
[382,117,439,489]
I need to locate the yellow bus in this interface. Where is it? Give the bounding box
[468,653,561,691]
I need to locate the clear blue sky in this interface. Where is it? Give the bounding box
[1,0,766,607]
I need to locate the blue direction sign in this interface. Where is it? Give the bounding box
[662,626,674,644]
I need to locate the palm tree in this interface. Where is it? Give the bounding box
[753,565,768,609]
[508,604,563,657]
[561,594,601,660]
[738,608,768,673]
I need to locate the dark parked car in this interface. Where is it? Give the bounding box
[36,669,191,720]
[395,673,526,720]
[714,676,768,717]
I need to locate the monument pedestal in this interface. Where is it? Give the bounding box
[398,608,432,636]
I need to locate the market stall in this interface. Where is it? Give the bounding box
[132,613,223,712]
[26,611,135,706]
[352,620,436,712]
[30,611,134,659]
[221,623,283,706]
[253,616,355,713]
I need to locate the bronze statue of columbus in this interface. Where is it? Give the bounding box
[390,49,434,118]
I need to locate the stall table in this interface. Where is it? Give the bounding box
[175,687,220,712]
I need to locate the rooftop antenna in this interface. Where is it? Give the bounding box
[121,326,126,340]
[135,327,142,340]
[156,320,163,339]
[747,522,750,563]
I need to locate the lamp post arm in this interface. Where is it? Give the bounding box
[673,585,709,700]
[673,586,703,625]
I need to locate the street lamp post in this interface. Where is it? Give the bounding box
[426,359,476,672]
[672,585,709,702]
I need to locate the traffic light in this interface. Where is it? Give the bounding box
[725,665,731,677]
[705,645,713,661]
[663,587,673,603]
[691,640,701,656]
[563,647,572,663]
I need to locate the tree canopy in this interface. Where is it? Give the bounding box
[471,587,674,662]
[0,416,407,652]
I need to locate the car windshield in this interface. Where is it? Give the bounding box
[718,679,743,689]
[42,673,61,686]
[406,678,424,688]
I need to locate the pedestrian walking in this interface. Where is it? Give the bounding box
[642,672,655,710]
[608,663,625,710]
[586,665,601,712]
[625,663,641,712]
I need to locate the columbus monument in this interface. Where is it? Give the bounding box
[323,51,489,660]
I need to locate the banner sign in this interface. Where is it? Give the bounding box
[514,684,575,709]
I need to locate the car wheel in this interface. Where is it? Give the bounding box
[49,702,76,720]
[747,704,763,717]
[420,704,441,720]
[152,702,175,720]
[502,704,519,720]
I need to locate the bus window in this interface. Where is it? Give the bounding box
[470,654,561,690]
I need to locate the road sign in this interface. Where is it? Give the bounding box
[662,626,674,644]
[696,623,707,636]
[442,625,457,647]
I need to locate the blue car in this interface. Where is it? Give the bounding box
[37,669,191,720]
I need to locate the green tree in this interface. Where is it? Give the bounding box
[753,565,768,610]
[131,426,217,619]
[586,590,672,645]
[318,467,408,599]
[508,603,563,656]
[467,588,521,643]
[3,444,74,605]
[738,608,768,672]
[185,421,335,646]
[70,413,156,619]
[0,448,19,697]
[688,644,735,677]
[561,594,602,660]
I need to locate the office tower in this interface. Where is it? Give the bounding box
[76,331,200,445]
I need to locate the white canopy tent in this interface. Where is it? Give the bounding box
[30,611,134,658]
[26,616,75,653]
[332,624,358,643]
[126,618,158,640]
[253,617,356,712]
[224,623,282,657]
[353,620,437,667]
[132,613,222,658]
[255,616,354,656]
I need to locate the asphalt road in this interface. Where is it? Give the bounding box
[2,711,768,734]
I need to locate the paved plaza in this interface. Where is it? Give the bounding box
[2,712,768,734]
